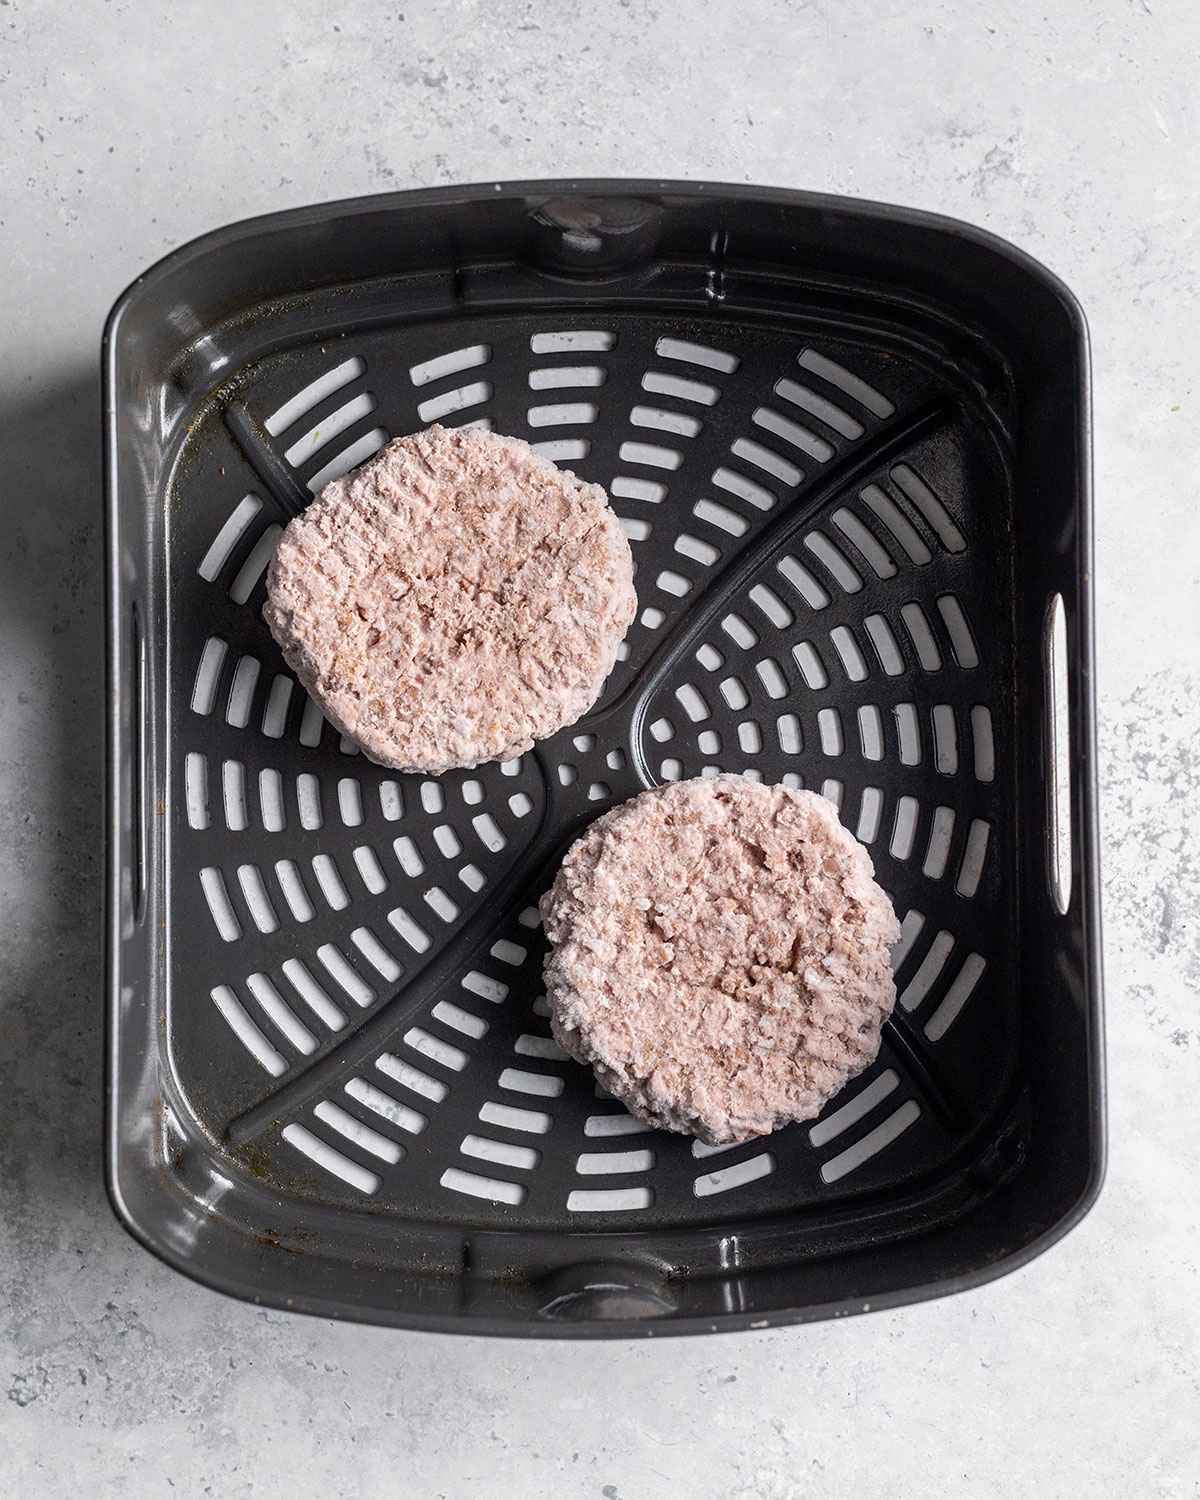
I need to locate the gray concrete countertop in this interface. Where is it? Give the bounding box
[2,1,1197,1495]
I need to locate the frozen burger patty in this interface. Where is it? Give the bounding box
[541,775,900,1145]
[264,424,636,772]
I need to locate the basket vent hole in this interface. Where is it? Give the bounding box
[619,516,651,542]
[566,1187,654,1212]
[440,1168,526,1205]
[393,836,425,878]
[890,909,926,973]
[405,1026,466,1071]
[191,637,228,716]
[558,763,578,786]
[409,343,490,387]
[774,377,864,439]
[282,958,346,1030]
[899,930,954,1011]
[890,796,920,861]
[576,1148,654,1176]
[607,748,627,771]
[620,440,683,471]
[351,925,401,980]
[891,464,965,553]
[797,348,894,419]
[463,970,509,1003]
[424,885,459,923]
[656,569,691,598]
[275,860,314,922]
[649,717,674,742]
[528,400,597,427]
[632,404,702,439]
[311,853,349,911]
[296,696,323,748]
[937,594,979,668]
[317,943,373,1007]
[461,1134,539,1171]
[925,954,987,1041]
[792,641,828,690]
[346,1076,426,1135]
[956,818,991,899]
[337,777,363,827]
[530,364,606,390]
[776,713,802,755]
[199,867,240,942]
[587,781,611,802]
[377,1050,446,1104]
[611,475,666,503]
[901,603,942,671]
[573,733,596,751]
[314,1101,402,1165]
[694,1152,775,1197]
[307,430,388,494]
[777,555,829,610]
[515,1033,567,1061]
[676,533,720,567]
[480,1101,551,1134]
[282,1123,379,1194]
[697,730,722,756]
[459,862,486,892]
[531,330,614,353]
[831,508,896,578]
[748,583,793,629]
[820,777,842,807]
[259,768,285,832]
[713,465,775,512]
[433,1001,488,1039]
[861,482,932,566]
[352,845,387,895]
[932,704,959,774]
[508,791,534,817]
[472,814,506,852]
[922,806,956,880]
[533,438,589,462]
[237,864,278,933]
[804,531,862,594]
[491,938,527,966]
[864,614,904,676]
[284,393,376,467]
[198,495,262,581]
[731,437,800,488]
[461,778,484,806]
[819,1101,919,1184]
[654,336,738,373]
[810,1070,900,1148]
[752,405,833,462]
[500,1067,564,1098]
[247,972,315,1055]
[212,985,284,1076]
[817,708,843,757]
[185,752,209,830]
[261,674,293,738]
[675,683,710,722]
[857,705,884,761]
[433,824,462,858]
[693,498,748,537]
[265,356,365,435]
[660,758,683,781]
[856,786,883,843]
[640,606,665,629]
[642,370,719,405]
[737,720,763,755]
[894,704,922,766]
[755,658,787,699]
[721,612,758,649]
[585,1111,651,1138]
[830,625,868,682]
[387,906,431,954]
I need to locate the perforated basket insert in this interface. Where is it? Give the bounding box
[105,183,1103,1335]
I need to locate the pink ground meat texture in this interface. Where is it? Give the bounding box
[541,776,900,1145]
[263,425,636,773]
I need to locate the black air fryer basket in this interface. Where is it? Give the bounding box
[105,181,1103,1335]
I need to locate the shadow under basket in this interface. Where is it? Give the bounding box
[104,180,1103,1336]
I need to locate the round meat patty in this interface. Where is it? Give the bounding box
[264,425,636,772]
[541,775,900,1145]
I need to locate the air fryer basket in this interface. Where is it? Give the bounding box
[105,181,1103,1335]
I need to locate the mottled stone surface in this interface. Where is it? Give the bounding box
[1,1,1197,1494]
